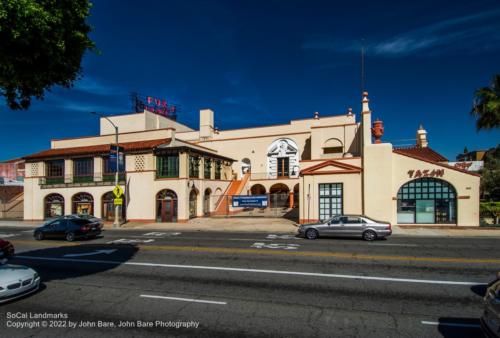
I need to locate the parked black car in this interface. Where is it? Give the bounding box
[34,218,101,242]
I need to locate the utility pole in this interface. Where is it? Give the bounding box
[91,112,121,228]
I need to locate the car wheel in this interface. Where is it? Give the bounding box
[35,232,44,241]
[66,232,75,242]
[362,230,377,241]
[305,229,319,240]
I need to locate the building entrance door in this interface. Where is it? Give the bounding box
[158,199,176,222]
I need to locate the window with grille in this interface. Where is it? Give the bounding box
[189,156,200,178]
[204,158,212,179]
[46,160,64,177]
[73,158,94,183]
[215,161,221,180]
[157,154,179,178]
[319,183,343,221]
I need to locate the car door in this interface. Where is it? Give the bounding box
[324,217,343,236]
[344,216,364,237]
[53,219,68,238]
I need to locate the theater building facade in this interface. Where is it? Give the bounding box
[23,92,480,226]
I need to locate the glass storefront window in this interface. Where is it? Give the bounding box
[397,178,456,224]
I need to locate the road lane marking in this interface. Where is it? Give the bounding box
[142,232,181,237]
[140,294,226,305]
[15,255,487,286]
[63,249,117,257]
[266,234,301,240]
[251,242,300,250]
[0,233,20,238]
[10,239,500,264]
[106,239,155,244]
[421,321,481,328]
[371,243,418,247]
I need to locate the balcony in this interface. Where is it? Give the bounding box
[249,172,300,181]
[40,173,126,189]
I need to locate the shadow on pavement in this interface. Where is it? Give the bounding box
[436,317,484,338]
[9,243,139,284]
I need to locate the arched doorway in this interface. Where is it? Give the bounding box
[72,192,94,215]
[102,191,126,222]
[189,189,198,219]
[156,189,178,222]
[293,184,299,208]
[397,178,457,224]
[250,184,266,195]
[44,193,64,219]
[203,188,211,216]
[269,183,290,208]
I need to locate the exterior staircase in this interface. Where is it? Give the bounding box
[0,191,24,219]
[212,172,251,216]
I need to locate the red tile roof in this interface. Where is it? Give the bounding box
[393,146,481,177]
[24,138,171,160]
[393,146,448,162]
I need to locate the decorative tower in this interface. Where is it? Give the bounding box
[416,124,428,148]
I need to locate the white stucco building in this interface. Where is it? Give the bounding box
[23,92,480,226]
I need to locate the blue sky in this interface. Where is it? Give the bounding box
[1,0,499,161]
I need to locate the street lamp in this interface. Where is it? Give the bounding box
[91,111,121,228]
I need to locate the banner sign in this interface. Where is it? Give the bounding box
[109,145,125,172]
[232,195,268,208]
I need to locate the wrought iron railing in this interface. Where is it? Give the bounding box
[40,173,126,188]
[249,172,299,180]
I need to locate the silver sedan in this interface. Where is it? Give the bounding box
[298,215,392,241]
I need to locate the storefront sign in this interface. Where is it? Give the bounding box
[447,161,483,172]
[407,169,444,179]
[232,195,268,208]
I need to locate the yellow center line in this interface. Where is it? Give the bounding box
[10,239,500,264]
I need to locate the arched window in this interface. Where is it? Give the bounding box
[322,138,343,155]
[156,189,178,222]
[397,178,457,224]
[267,138,299,179]
[72,192,94,215]
[44,194,64,219]
[241,158,251,175]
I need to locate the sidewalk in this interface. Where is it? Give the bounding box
[1,218,500,237]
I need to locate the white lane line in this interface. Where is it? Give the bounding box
[421,321,481,328]
[140,294,226,305]
[16,255,487,286]
[371,243,418,247]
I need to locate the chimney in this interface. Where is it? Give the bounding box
[199,109,214,139]
[416,124,428,148]
[171,128,176,143]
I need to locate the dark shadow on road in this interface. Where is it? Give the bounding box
[436,317,484,338]
[9,243,139,284]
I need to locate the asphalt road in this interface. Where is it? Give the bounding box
[0,225,499,338]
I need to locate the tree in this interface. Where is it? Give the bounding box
[470,75,500,131]
[480,145,500,201]
[0,0,95,110]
